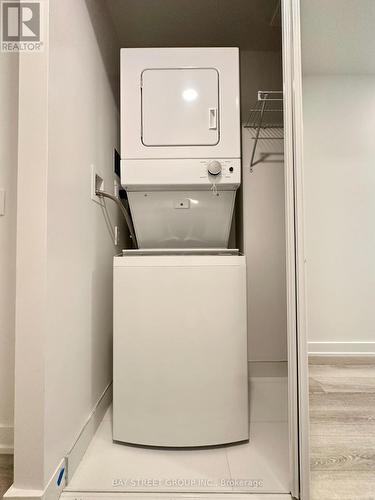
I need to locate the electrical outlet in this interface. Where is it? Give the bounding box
[91,165,104,203]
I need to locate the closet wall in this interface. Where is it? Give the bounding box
[301,0,375,355]
[10,1,286,494]
[0,51,18,454]
[105,0,287,365]
[240,50,286,364]
[12,0,125,491]
[44,0,123,482]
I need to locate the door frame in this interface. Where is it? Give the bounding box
[281,1,310,499]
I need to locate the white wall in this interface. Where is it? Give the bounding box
[44,0,123,484]
[11,0,126,491]
[303,76,375,355]
[0,53,18,453]
[301,0,375,75]
[240,50,287,362]
[301,0,375,355]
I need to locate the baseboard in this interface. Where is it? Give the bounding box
[4,383,112,500]
[0,425,14,454]
[4,459,66,500]
[308,341,375,356]
[65,382,112,483]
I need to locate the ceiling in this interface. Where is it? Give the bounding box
[104,0,282,52]
[301,0,375,75]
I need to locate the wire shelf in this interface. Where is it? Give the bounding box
[244,91,284,172]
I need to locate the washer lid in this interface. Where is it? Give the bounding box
[121,248,240,256]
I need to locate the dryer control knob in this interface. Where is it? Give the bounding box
[207,161,222,176]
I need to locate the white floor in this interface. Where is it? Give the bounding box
[63,377,290,497]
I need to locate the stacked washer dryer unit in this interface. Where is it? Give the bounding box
[113,48,249,447]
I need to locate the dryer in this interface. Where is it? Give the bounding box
[120,47,241,248]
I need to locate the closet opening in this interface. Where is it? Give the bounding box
[63,0,293,497]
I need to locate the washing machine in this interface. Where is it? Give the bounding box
[114,48,248,447]
[113,250,248,447]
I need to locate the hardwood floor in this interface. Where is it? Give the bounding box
[0,454,13,498]
[309,356,375,500]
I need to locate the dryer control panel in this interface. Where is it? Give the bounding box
[121,159,241,191]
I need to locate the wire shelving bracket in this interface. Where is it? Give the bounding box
[244,90,284,172]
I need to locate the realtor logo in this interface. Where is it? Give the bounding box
[1,1,42,51]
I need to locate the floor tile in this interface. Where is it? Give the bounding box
[102,406,112,421]
[62,493,292,500]
[249,377,288,423]
[66,376,290,495]
[66,418,232,493]
[225,422,289,493]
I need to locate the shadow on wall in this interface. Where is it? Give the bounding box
[90,261,113,408]
[85,0,121,108]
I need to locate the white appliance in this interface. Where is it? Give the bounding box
[120,47,241,249]
[114,48,248,447]
[113,251,248,447]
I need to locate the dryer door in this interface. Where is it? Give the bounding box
[141,68,219,147]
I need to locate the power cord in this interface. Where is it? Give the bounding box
[96,189,138,248]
